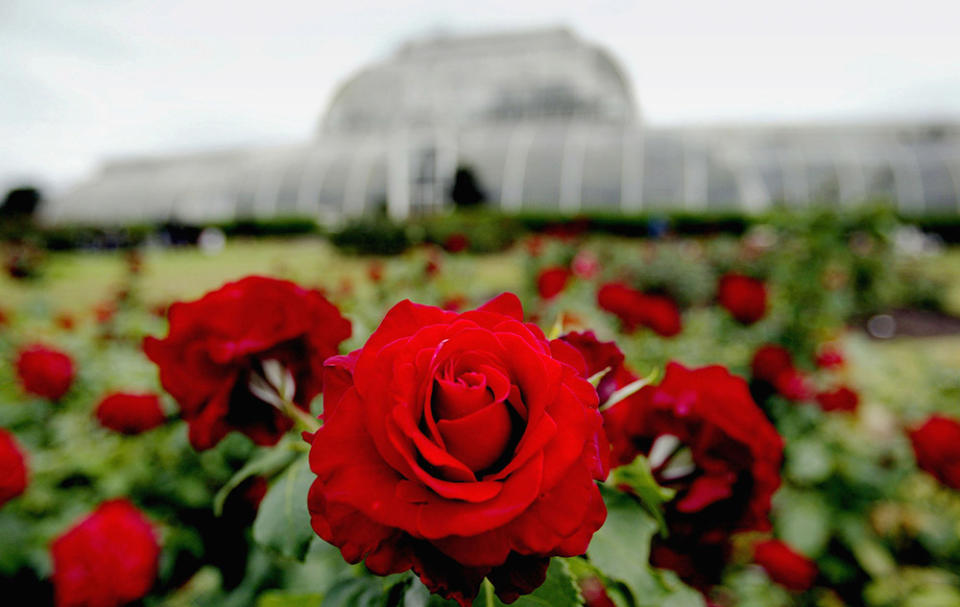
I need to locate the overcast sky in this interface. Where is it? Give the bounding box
[2,0,958,192]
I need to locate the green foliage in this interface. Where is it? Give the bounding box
[253,456,315,560]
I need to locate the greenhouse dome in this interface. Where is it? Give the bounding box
[45,27,960,225]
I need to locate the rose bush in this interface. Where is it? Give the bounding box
[144,276,351,450]
[306,294,608,605]
[15,344,75,400]
[51,499,159,607]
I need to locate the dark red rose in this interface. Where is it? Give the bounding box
[307,294,608,606]
[95,392,166,435]
[143,276,351,450]
[603,362,783,587]
[536,266,571,300]
[750,344,794,384]
[559,331,634,406]
[754,539,818,592]
[773,368,812,402]
[16,344,75,401]
[815,386,859,413]
[0,429,28,508]
[815,344,845,369]
[597,283,646,332]
[443,233,469,253]
[640,293,682,337]
[597,283,682,337]
[52,499,159,607]
[717,273,767,325]
[909,415,960,490]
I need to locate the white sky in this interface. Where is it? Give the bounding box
[2,0,958,192]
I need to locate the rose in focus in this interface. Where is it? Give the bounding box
[307,294,608,605]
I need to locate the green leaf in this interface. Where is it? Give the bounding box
[607,456,675,534]
[252,455,315,560]
[477,558,583,607]
[586,486,660,599]
[214,438,300,516]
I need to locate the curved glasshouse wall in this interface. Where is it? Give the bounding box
[45,28,960,225]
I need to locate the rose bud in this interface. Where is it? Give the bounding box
[602,362,783,587]
[95,392,167,435]
[0,429,28,508]
[144,276,351,450]
[815,385,859,413]
[16,344,75,401]
[52,499,159,607]
[307,294,608,606]
[753,539,818,592]
[750,344,794,385]
[717,273,767,325]
[909,415,960,490]
[536,266,571,300]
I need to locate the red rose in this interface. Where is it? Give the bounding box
[95,392,167,435]
[536,266,571,300]
[815,386,859,413]
[909,415,960,490]
[143,276,351,450]
[597,283,682,337]
[815,344,845,369]
[571,250,600,279]
[307,294,608,606]
[0,429,28,508]
[52,499,159,607]
[603,362,783,586]
[559,331,634,406]
[16,344,75,400]
[750,344,794,384]
[754,539,818,592]
[443,233,469,253]
[717,273,767,325]
[773,368,812,402]
[597,283,646,332]
[640,293,682,337]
